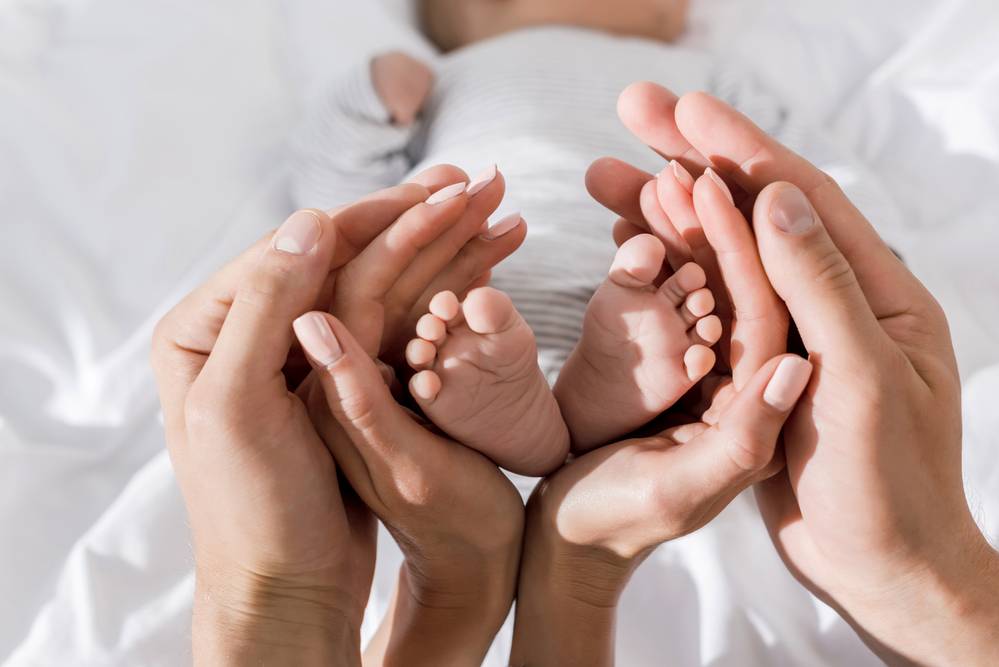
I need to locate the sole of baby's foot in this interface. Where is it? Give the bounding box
[554,234,722,453]
[405,287,569,476]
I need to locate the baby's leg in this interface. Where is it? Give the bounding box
[554,235,721,453]
[406,288,569,476]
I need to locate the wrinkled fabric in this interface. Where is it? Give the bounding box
[1,0,997,665]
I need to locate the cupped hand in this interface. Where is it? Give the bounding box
[511,165,812,665]
[293,164,528,665]
[593,82,999,664]
[296,310,525,666]
[150,187,428,663]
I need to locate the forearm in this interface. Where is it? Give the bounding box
[510,500,639,667]
[843,528,999,666]
[365,549,520,666]
[193,567,362,666]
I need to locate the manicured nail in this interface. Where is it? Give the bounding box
[770,186,815,235]
[670,160,695,193]
[274,210,322,255]
[763,357,813,411]
[465,164,497,197]
[705,168,734,206]
[425,182,467,205]
[293,313,343,367]
[481,212,522,240]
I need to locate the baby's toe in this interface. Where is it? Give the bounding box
[416,313,447,343]
[692,314,723,346]
[409,370,442,402]
[659,262,707,305]
[429,290,461,323]
[461,286,520,335]
[683,344,716,381]
[609,234,667,289]
[682,288,715,326]
[406,338,437,370]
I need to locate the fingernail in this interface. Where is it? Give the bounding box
[770,186,815,234]
[425,182,467,205]
[293,313,343,367]
[481,212,522,240]
[274,210,322,255]
[763,357,813,411]
[705,168,735,206]
[670,160,695,193]
[465,164,497,197]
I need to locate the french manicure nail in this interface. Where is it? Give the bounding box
[274,210,322,255]
[293,312,343,367]
[770,186,816,235]
[425,182,467,205]
[705,167,735,206]
[670,160,695,193]
[763,357,813,411]
[465,164,498,197]
[482,212,522,240]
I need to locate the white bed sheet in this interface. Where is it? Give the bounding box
[1,0,997,664]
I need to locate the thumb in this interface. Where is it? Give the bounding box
[292,311,427,512]
[753,183,888,368]
[685,355,813,495]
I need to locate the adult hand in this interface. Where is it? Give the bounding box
[296,164,529,665]
[511,166,812,665]
[594,82,999,665]
[150,187,425,664]
[295,308,526,666]
[150,164,520,665]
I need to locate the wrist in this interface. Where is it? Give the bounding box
[841,526,999,666]
[193,565,362,666]
[365,557,518,667]
[510,492,639,667]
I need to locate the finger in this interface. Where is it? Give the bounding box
[151,233,271,425]
[639,177,692,270]
[585,157,652,227]
[616,82,711,174]
[753,182,894,369]
[612,218,646,247]
[408,214,526,324]
[406,163,469,192]
[326,182,430,267]
[673,91,915,316]
[200,209,337,388]
[692,172,788,387]
[663,355,811,514]
[385,166,505,319]
[334,187,469,355]
[293,311,437,514]
[655,164,731,325]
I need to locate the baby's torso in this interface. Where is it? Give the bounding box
[408,27,725,377]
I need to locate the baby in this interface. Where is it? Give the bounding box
[292,0,767,475]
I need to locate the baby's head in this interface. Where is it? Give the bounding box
[419,0,690,52]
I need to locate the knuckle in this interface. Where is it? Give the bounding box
[724,429,773,473]
[235,260,296,309]
[809,244,857,294]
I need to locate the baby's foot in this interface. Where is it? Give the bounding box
[553,234,722,453]
[406,287,570,476]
